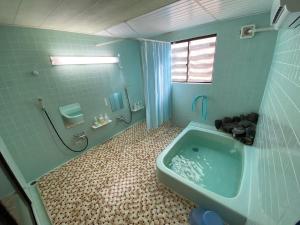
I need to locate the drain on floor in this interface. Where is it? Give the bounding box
[192,147,199,152]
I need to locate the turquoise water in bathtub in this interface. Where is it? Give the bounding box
[165,130,243,198]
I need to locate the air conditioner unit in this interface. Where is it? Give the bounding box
[271,0,300,29]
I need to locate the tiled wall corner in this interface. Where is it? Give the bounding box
[250,28,300,225]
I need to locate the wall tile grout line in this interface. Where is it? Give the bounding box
[268,87,300,192]
[273,79,300,112]
[273,69,300,88]
[267,100,291,205]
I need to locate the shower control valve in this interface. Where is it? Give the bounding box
[74,131,87,139]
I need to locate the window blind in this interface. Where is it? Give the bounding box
[171,34,217,83]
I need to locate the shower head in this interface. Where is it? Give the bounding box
[37,98,45,110]
[240,24,275,39]
[240,25,255,39]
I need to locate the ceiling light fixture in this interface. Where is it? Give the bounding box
[50,56,119,65]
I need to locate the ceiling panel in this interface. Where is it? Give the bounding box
[14,0,62,27]
[64,0,178,34]
[97,0,273,38]
[199,0,272,20]
[105,23,140,38]
[96,30,113,37]
[60,0,140,33]
[40,0,98,30]
[0,0,273,36]
[0,0,178,34]
[0,0,21,24]
[126,0,215,37]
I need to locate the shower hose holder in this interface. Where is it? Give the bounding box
[192,95,208,121]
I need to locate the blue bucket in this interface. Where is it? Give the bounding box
[189,208,224,225]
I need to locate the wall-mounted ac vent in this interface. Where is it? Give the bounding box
[271,0,300,29]
[272,6,284,24]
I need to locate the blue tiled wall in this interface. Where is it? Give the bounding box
[155,13,277,127]
[249,28,300,225]
[0,26,145,191]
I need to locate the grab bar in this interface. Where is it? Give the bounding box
[192,95,208,121]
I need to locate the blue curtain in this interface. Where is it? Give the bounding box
[140,40,172,129]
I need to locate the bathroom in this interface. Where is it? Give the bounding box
[0,0,299,224]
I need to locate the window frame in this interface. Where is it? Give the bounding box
[171,33,217,84]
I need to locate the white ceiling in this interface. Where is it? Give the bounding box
[0,0,178,34]
[98,0,274,38]
[0,0,273,37]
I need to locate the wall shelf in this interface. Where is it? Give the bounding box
[91,120,112,129]
[131,106,144,112]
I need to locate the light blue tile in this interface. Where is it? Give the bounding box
[0,25,145,197]
[155,13,278,127]
[250,27,300,224]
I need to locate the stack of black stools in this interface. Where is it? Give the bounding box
[215,112,259,145]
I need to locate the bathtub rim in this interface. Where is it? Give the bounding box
[159,125,245,199]
[156,121,254,218]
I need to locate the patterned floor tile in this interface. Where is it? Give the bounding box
[38,122,195,225]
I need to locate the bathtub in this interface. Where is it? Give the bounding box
[156,122,255,225]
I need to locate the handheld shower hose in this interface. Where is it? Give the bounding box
[117,87,133,125]
[38,98,88,153]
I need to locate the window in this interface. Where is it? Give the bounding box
[171,34,217,83]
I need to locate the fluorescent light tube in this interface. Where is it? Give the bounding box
[50,56,119,65]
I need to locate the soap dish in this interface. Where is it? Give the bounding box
[131,105,144,112]
[59,103,84,128]
[91,120,112,129]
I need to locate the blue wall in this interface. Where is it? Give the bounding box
[0,25,145,192]
[248,27,300,225]
[155,13,277,127]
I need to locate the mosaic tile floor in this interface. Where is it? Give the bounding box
[38,122,195,225]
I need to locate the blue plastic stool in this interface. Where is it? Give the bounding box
[189,208,224,225]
